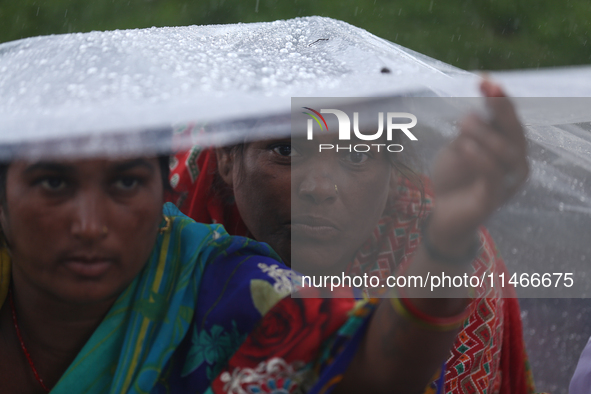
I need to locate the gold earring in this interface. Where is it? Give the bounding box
[159,216,171,233]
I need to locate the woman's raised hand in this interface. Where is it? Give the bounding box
[427,80,529,257]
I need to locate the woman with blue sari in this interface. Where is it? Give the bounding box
[0,156,374,394]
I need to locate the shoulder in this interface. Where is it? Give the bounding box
[164,201,223,241]
[199,249,294,318]
[163,202,281,264]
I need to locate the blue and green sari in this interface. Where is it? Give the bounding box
[0,203,374,393]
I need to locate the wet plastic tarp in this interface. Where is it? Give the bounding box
[0,16,477,156]
[1,16,590,392]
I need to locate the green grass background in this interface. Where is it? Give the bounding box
[1,0,590,70]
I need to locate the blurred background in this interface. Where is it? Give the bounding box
[1,0,591,70]
[1,1,590,393]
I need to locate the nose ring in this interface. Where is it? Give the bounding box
[102,226,109,235]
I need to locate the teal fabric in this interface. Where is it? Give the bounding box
[50,202,280,394]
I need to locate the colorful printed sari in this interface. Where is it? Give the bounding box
[169,144,536,394]
[0,203,375,393]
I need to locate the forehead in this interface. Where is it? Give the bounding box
[246,136,396,154]
[8,157,159,175]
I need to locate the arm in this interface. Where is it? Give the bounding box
[334,80,529,394]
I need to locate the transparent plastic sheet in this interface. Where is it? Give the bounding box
[1,16,591,393]
[0,16,477,158]
[289,97,591,300]
[1,16,590,155]
[288,97,591,392]
[491,66,591,98]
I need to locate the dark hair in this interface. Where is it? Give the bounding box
[212,144,244,208]
[158,155,172,192]
[0,162,7,206]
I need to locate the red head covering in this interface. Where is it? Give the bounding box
[169,145,249,237]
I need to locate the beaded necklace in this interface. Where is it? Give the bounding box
[9,288,50,393]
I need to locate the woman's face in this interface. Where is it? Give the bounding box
[218,136,395,273]
[1,157,164,304]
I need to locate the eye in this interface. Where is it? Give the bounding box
[40,177,66,191]
[343,152,369,164]
[114,177,139,191]
[271,143,299,157]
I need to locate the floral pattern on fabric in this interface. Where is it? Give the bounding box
[182,322,247,380]
[220,358,310,394]
[159,235,372,394]
[0,203,369,394]
[209,289,375,394]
